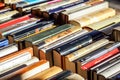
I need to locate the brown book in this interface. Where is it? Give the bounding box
[63,39,109,74]
[33,24,81,66]
[0,60,49,80]
[27,66,63,80]
[0,47,33,63]
[69,8,116,28]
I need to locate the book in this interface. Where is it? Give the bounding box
[0,43,18,57]
[1,56,39,75]
[0,47,33,65]
[24,24,73,49]
[0,60,49,80]
[47,70,72,80]
[0,16,39,38]
[33,24,81,66]
[53,30,105,68]
[31,0,79,17]
[9,60,50,80]
[60,1,110,24]
[98,62,120,80]
[112,26,120,41]
[0,14,33,30]
[0,38,9,48]
[84,14,120,31]
[18,0,63,13]
[63,73,85,80]
[69,8,116,27]
[12,0,49,9]
[0,10,19,24]
[107,72,120,80]
[8,20,54,44]
[0,47,33,73]
[81,48,120,70]
[27,66,63,80]
[90,53,120,80]
[42,0,89,19]
[63,39,109,74]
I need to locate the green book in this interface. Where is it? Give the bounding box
[25,24,73,48]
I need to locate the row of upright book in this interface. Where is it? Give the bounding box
[0,0,120,80]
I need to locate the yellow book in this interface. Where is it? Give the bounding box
[27,66,63,80]
[69,8,116,27]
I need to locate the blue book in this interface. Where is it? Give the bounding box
[0,38,9,48]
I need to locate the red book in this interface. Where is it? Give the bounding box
[0,14,33,29]
[81,48,120,70]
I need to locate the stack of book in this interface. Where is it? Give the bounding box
[0,0,120,80]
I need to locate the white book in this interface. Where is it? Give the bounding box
[0,52,32,73]
[64,1,109,20]
[99,62,120,78]
[0,44,18,57]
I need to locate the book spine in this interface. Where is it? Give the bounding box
[48,0,89,14]
[0,38,9,48]
[86,14,120,30]
[0,14,31,29]
[81,48,120,70]
[0,57,39,80]
[0,52,32,73]
[66,39,109,62]
[68,1,110,20]
[25,24,73,44]
[96,54,120,73]
[1,18,39,37]
[0,10,18,24]
[0,44,18,57]
[12,21,54,40]
[0,47,33,62]
[15,0,48,8]
[81,42,120,64]
[18,61,50,79]
[41,30,88,53]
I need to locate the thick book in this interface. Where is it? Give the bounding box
[8,20,54,44]
[60,1,111,24]
[12,0,49,9]
[0,14,33,31]
[98,62,120,80]
[1,56,39,76]
[69,8,116,27]
[81,48,120,70]
[27,66,63,80]
[0,16,39,38]
[63,39,109,74]
[53,30,105,68]
[31,0,79,17]
[84,14,120,31]
[24,24,72,48]
[90,53,120,80]
[0,43,18,57]
[0,38,9,48]
[9,60,50,80]
[0,47,33,73]
[33,24,81,66]
[47,70,72,80]
[0,10,19,24]
[63,73,85,80]
[21,0,63,13]
[0,60,49,80]
[42,0,89,19]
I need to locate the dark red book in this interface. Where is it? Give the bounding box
[81,48,120,70]
[0,14,33,29]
